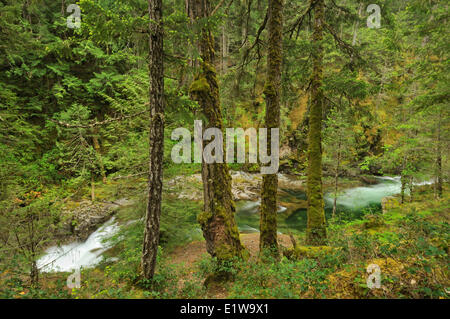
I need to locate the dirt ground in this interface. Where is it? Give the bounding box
[168,233,294,298]
[169,233,293,265]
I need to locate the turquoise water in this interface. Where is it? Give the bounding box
[39,176,403,271]
[235,176,402,234]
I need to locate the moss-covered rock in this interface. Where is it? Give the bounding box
[363,214,385,229]
[283,245,335,260]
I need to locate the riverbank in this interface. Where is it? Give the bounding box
[3,183,447,299]
[1,170,447,299]
[38,171,367,250]
[35,172,387,272]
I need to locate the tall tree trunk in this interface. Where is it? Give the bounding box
[306,0,327,245]
[30,259,39,287]
[351,2,363,46]
[400,156,407,204]
[400,174,406,204]
[433,176,437,199]
[92,128,107,183]
[30,228,39,287]
[260,0,283,256]
[141,0,164,280]
[91,174,95,202]
[188,0,245,263]
[332,143,341,218]
[241,1,248,47]
[221,24,228,74]
[436,107,443,198]
[409,176,414,203]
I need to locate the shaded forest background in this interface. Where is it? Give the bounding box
[1,0,447,195]
[0,0,448,298]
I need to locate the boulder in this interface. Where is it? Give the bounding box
[283,245,335,260]
[360,176,379,185]
[62,199,130,241]
[363,214,385,229]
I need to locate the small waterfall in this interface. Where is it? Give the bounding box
[324,176,402,209]
[37,217,119,272]
[37,175,430,272]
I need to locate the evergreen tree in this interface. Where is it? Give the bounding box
[188,0,246,263]
[260,0,283,257]
[306,0,327,245]
[141,0,165,280]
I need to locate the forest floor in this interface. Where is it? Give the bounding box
[169,233,293,266]
[168,233,294,298]
[1,178,448,299]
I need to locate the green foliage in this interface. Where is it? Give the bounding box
[0,0,448,300]
[227,255,333,298]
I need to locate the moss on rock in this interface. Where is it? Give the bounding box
[283,245,335,260]
[363,214,385,230]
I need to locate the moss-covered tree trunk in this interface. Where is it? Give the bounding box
[221,24,228,74]
[332,141,341,218]
[306,0,327,245]
[30,259,39,287]
[90,174,95,202]
[409,176,414,202]
[141,0,164,280]
[188,0,245,262]
[400,155,407,204]
[30,243,39,287]
[260,0,283,256]
[436,107,443,198]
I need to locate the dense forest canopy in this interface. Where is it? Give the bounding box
[0,0,448,300]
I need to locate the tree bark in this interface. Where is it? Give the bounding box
[188,0,245,263]
[306,0,327,245]
[260,0,283,256]
[30,259,39,287]
[333,142,341,218]
[92,128,107,183]
[141,0,164,280]
[221,24,228,74]
[436,107,443,198]
[400,156,407,204]
[409,176,414,203]
[352,2,363,46]
[91,175,95,202]
[30,231,39,287]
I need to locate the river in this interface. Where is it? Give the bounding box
[38,175,404,272]
[37,217,120,272]
[235,176,403,234]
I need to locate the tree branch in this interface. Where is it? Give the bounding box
[50,108,149,129]
[286,1,316,39]
[211,0,227,16]
[238,10,268,70]
[323,22,362,64]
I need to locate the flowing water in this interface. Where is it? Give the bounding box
[235,176,403,234]
[39,176,404,272]
[37,217,120,272]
